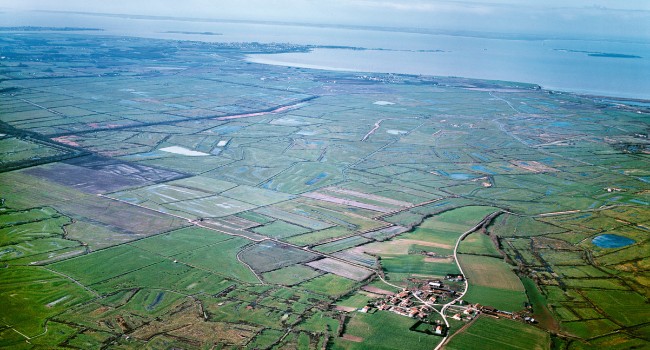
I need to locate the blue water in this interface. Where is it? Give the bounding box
[2,11,649,99]
[471,165,495,175]
[146,291,165,310]
[592,234,635,248]
[449,173,473,180]
[250,40,650,99]
[305,172,328,185]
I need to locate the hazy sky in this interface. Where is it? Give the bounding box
[1,0,649,40]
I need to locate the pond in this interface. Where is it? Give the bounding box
[592,234,635,248]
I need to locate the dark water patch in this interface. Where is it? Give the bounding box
[162,31,222,36]
[588,53,641,59]
[305,172,328,185]
[146,291,165,310]
[555,49,641,59]
[471,165,495,174]
[592,234,635,248]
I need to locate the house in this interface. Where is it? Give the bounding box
[452,313,462,321]
[359,305,371,313]
[482,306,497,314]
[446,274,465,282]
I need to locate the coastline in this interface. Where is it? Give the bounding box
[246,53,650,105]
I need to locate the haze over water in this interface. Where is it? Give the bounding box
[2,10,649,99]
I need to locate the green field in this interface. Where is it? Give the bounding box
[261,264,322,285]
[445,316,550,350]
[130,226,233,256]
[332,311,442,350]
[50,245,164,285]
[174,237,260,283]
[286,226,356,246]
[462,285,528,312]
[458,254,525,291]
[458,231,501,257]
[313,235,371,254]
[0,267,94,337]
[252,220,311,239]
[298,273,358,297]
[381,254,460,278]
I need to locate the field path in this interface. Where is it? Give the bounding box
[361,119,386,141]
[42,266,100,297]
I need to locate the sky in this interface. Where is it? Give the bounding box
[1,0,649,40]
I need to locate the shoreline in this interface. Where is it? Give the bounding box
[246,54,650,104]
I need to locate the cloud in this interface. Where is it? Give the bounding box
[346,0,495,14]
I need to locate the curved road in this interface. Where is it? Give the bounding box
[434,210,503,350]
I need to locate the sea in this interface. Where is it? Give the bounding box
[1,10,649,100]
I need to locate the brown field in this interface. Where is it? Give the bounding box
[362,286,394,295]
[511,160,558,173]
[424,256,454,263]
[356,239,452,255]
[302,192,393,213]
[342,334,364,342]
[336,305,358,312]
[324,187,413,207]
[307,258,373,281]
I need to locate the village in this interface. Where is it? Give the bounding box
[352,274,537,337]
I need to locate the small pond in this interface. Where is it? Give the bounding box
[592,234,635,248]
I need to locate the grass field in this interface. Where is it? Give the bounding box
[261,264,322,285]
[50,245,164,285]
[239,240,318,273]
[458,232,501,257]
[458,254,524,291]
[174,237,260,283]
[0,266,94,337]
[221,184,294,206]
[445,315,550,350]
[382,254,460,280]
[561,318,620,339]
[130,226,233,256]
[400,206,499,247]
[332,311,442,350]
[582,290,649,327]
[462,284,528,312]
[252,220,311,239]
[286,226,355,246]
[313,236,371,254]
[255,206,334,230]
[298,273,358,297]
[90,261,234,295]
